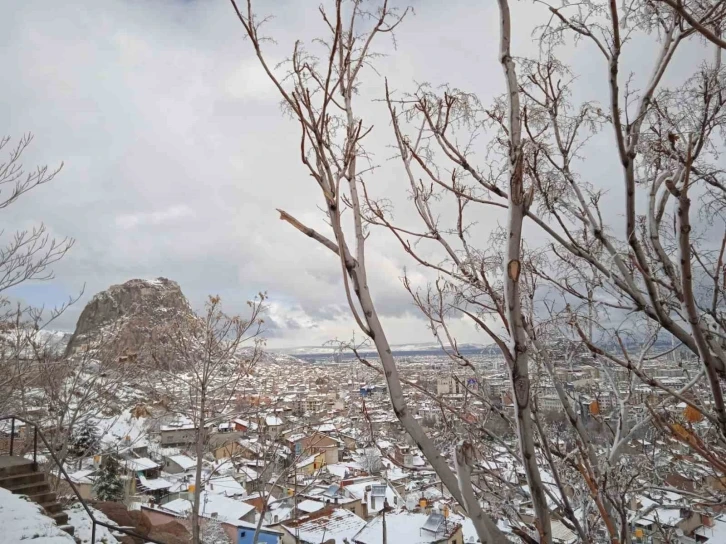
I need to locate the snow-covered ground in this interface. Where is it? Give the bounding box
[65,502,121,544]
[0,487,75,543]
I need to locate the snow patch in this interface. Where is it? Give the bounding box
[65,503,121,544]
[0,487,75,542]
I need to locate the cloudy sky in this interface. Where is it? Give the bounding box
[1,0,711,348]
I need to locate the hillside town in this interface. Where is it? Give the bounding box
[4,0,726,542]
[1,278,725,544]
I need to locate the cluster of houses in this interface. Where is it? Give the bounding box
[44,388,726,544]
[56,409,477,543]
[5,352,723,544]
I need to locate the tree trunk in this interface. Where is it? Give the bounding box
[192,395,206,544]
[676,167,726,436]
[496,0,552,540]
[352,266,506,543]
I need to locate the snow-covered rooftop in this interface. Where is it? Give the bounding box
[166,455,196,471]
[67,469,96,485]
[324,462,361,479]
[123,457,158,472]
[296,499,326,513]
[97,413,149,450]
[314,423,336,433]
[233,419,258,430]
[695,516,726,542]
[344,478,402,514]
[160,491,255,525]
[353,511,460,543]
[265,416,283,426]
[207,476,246,497]
[138,474,172,491]
[237,465,260,482]
[286,433,306,443]
[282,508,366,543]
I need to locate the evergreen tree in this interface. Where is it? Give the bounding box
[93,456,125,502]
[70,420,100,457]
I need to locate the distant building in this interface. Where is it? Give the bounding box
[360,385,387,398]
[436,376,464,396]
[538,395,562,412]
[286,431,341,466]
[159,423,198,446]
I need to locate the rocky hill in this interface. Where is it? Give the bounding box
[65,277,194,364]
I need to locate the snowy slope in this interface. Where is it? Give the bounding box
[65,503,121,544]
[0,487,75,542]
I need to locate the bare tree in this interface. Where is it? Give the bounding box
[39,330,130,470]
[149,295,266,544]
[0,316,139,498]
[231,0,726,542]
[0,297,78,417]
[229,1,508,541]
[0,133,75,416]
[0,133,73,295]
[199,514,233,544]
[654,0,726,49]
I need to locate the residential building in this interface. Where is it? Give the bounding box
[163,454,196,474]
[351,511,463,544]
[280,508,366,544]
[142,490,257,543]
[160,423,198,446]
[286,431,340,466]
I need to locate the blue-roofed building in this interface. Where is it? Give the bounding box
[237,521,282,544]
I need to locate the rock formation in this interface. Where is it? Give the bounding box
[65,277,194,365]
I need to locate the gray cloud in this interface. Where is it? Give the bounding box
[1,0,715,348]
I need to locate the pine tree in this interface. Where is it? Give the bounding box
[93,456,125,502]
[70,420,100,457]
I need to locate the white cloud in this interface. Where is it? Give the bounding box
[1,0,710,348]
[115,205,194,229]
[223,58,278,101]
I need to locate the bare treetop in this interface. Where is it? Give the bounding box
[232,0,726,542]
